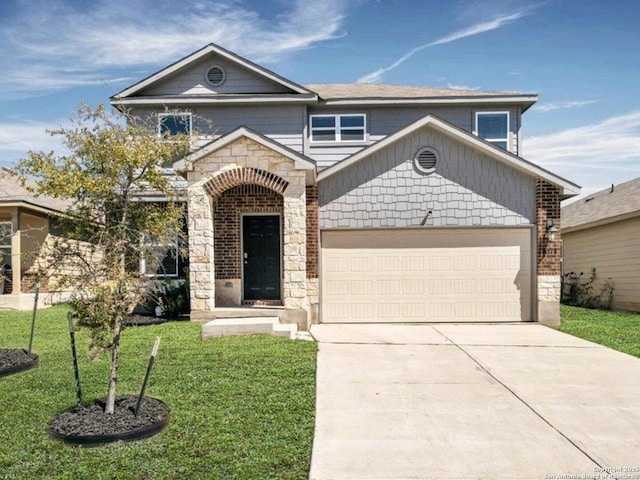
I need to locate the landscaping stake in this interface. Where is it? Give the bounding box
[27,284,39,354]
[134,336,160,417]
[67,312,83,407]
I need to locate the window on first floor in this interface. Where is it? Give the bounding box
[310,114,366,143]
[158,113,192,138]
[139,204,188,278]
[141,239,181,277]
[0,222,11,269]
[475,111,510,150]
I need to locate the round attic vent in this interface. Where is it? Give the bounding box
[206,65,226,86]
[414,147,438,174]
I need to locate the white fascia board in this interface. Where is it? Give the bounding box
[319,95,538,107]
[183,127,316,171]
[111,95,317,106]
[317,114,580,197]
[113,44,316,99]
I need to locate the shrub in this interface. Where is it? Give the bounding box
[561,268,614,310]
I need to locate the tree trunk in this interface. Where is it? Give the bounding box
[105,315,122,414]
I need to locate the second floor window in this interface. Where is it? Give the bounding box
[310,114,366,142]
[158,113,192,137]
[475,112,509,150]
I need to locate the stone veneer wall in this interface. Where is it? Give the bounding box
[536,179,562,326]
[188,184,215,314]
[187,136,308,318]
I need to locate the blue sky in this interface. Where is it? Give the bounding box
[1,0,639,200]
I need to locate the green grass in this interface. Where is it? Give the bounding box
[0,306,317,480]
[560,305,640,358]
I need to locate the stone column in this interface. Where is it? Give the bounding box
[536,179,561,326]
[282,178,307,311]
[187,181,215,319]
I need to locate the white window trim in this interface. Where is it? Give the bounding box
[310,113,367,143]
[474,111,510,150]
[140,237,179,278]
[157,112,193,138]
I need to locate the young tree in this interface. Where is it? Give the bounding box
[11,104,190,414]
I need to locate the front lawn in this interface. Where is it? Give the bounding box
[0,306,317,480]
[560,305,640,358]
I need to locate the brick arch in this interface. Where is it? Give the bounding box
[203,167,289,197]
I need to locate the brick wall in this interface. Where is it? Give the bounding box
[213,184,283,279]
[536,179,561,275]
[306,186,319,279]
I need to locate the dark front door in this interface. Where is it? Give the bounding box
[242,215,281,301]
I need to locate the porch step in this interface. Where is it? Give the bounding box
[205,307,287,320]
[202,316,298,340]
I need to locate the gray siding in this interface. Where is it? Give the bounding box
[141,55,293,96]
[319,125,535,229]
[131,105,305,153]
[307,105,521,166]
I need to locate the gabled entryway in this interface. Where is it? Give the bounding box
[183,126,318,325]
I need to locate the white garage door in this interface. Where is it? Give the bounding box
[321,228,532,323]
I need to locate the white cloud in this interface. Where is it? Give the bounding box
[525,111,640,167]
[1,0,352,98]
[0,120,63,152]
[533,100,600,112]
[357,9,532,83]
[524,111,640,195]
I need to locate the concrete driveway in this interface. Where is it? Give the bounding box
[308,323,640,480]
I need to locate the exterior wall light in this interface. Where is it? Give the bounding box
[546,220,558,242]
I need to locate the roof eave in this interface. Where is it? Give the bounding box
[0,200,66,216]
[563,210,640,234]
[177,126,316,172]
[110,94,318,106]
[317,95,538,107]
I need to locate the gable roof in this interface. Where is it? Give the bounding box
[176,126,316,172]
[111,43,317,101]
[0,171,71,214]
[562,176,640,232]
[317,114,580,198]
[304,83,537,110]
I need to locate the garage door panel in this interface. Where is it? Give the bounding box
[321,229,532,323]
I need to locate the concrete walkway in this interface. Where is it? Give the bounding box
[309,323,640,480]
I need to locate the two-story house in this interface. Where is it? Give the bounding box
[110,43,579,328]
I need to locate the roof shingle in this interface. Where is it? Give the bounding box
[0,172,70,213]
[562,176,640,230]
[303,83,530,100]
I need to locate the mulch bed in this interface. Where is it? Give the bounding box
[0,348,39,377]
[123,314,167,327]
[49,395,170,445]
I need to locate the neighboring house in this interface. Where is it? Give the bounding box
[110,43,580,327]
[562,177,640,311]
[0,173,72,310]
